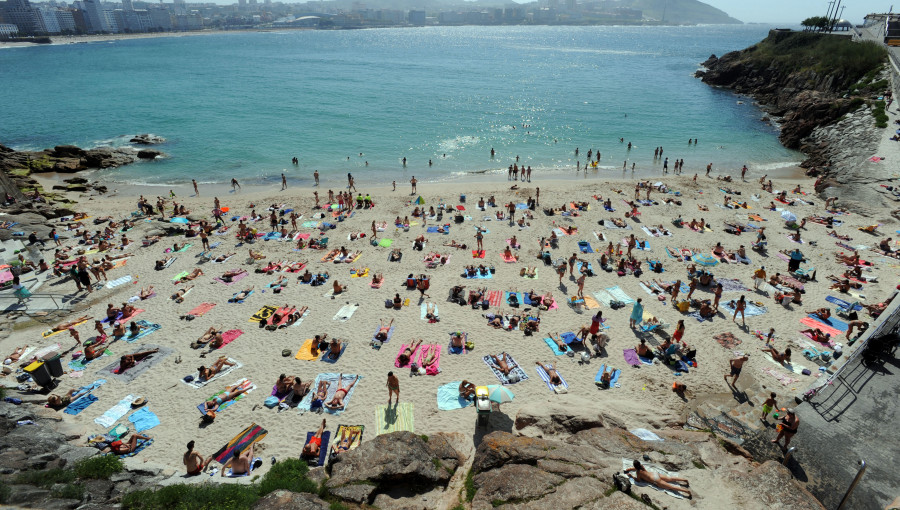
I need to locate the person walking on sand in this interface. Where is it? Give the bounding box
[771,408,799,450]
[192,179,199,197]
[733,295,747,327]
[724,355,749,386]
[371,220,377,239]
[410,176,417,194]
[387,371,400,405]
[184,440,211,476]
[713,283,723,311]
[231,178,241,191]
[281,173,287,190]
[475,230,484,251]
[760,392,777,423]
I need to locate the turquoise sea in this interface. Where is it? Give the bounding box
[0,24,802,186]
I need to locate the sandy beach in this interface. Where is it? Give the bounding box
[2,164,893,507]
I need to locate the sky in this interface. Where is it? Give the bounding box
[701,0,888,24]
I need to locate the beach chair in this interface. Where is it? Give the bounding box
[836,300,861,319]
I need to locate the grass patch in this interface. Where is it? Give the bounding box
[491,500,505,507]
[692,460,707,469]
[450,505,465,510]
[464,467,476,502]
[329,502,349,510]
[74,455,123,480]
[15,468,76,488]
[432,458,443,470]
[51,483,85,500]
[419,434,429,442]
[603,485,617,497]
[873,100,889,128]
[0,481,10,504]
[258,458,317,496]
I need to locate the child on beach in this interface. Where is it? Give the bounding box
[761,392,777,422]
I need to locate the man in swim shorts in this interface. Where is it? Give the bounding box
[184,440,211,476]
[724,355,749,386]
[302,419,327,460]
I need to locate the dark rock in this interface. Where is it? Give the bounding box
[473,463,563,505]
[136,149,163,160]
[327,483,375,504]
[53,158,83,173]
[472,431,606,474]
[6,484,52,504]
[39,498,81,509]
[586,491,648,510]
[129,134,166,145]
[66,185,88,192]
[326,431,461,502]
[514,399,628,435]
[252,490,331,510]
[52,145,86,158]
[62,177,88,184]
[82,479,114,502]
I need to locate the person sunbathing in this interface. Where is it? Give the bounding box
[325,374,359,410]
[324,338,344,360]
[698,301,715,318]
[828,277,860,291]
[801,328,831,343]
[332,427,362,455]
[171,285,194,303]
[221,269,247,282]
[302,418,327,459]
[398,339,423,365]
[389,248,402,262]
[214,252,235,263]
[455,380,477,402]
[118,349,159,373]
[249,249,265,260]
[108,433,152,455]
[624,460,691,498]
[139,286,155,300]
[611,218,626,228]
[195,327,224,348]
[424,303,438,321]
[198,357,235,381]
[536,361,562,386]
[203,380,252,415]
[635,338,652,358]
[419,345,439,369]
[3,345,29,365]
[50,316,92,333]
[762,346,792,364]
[807,308,831,320]
[597,365,615,388]
[155,256,175,270]
[221,442,255,477]
[488,352,513,375]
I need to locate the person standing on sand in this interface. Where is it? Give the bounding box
[313,170,319,186]
[192,179,199,197]
[713,283,723,311]
[535,187,540,206]
[387,371,400,405]
[281,173,287,190]
[184,440,211,476]
[724,355,749,386]
[231,178,240,191]
[410,176,417,195]
[741,165,748,181]
[629,298,643,329]
[371,220,377,239]
[706,163,712,177]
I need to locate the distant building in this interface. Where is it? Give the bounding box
[0,22,19,38]
[55,8,77,32]
[408,9,424,25]
[33,5,61,33]
[147,6,172,30]
[80,0,108,32]
[3,0,37,34]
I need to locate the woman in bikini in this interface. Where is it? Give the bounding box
[198,357,236,382]
[118,349,159,373]
[398,339,423,366]
[536,361,562,386]
[624,460,691,498]
[419,345,438,368]
[204,380,252,414]
[171,285,194,303]
[331,427,361,455]
[325,374,359,410]
[108,433,152,455]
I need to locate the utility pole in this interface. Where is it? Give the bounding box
[661,0,668,23]
[824,1,835,32]
[831,0,843,30]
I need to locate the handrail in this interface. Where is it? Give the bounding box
[782,447,796,466]
[836,460,867,510]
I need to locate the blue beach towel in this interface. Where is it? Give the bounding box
[303,431,331,467]
[437,382,473,410]
[426,226,449,234]
[543,337,568,356]
[123,321,161,343]
[128,407,160,432]
[64,394,98,415]
[321,343,348,363]
[808,315,849,332]
[577,261,593,274]
[578,241,593,254]
[535,363,569,392]
[595,364,621,388]
[561,332,578,344]
[826,296,862,311]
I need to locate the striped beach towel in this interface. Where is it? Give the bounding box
[213,423,268,464]
[375,403,414,435]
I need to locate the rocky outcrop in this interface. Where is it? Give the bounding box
[129,134,166,145]
[325,431,463,504]
[252,490,331,510]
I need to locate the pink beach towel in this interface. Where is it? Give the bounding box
[215,271,248,285]
[217,329,244,349]
[487,290,502,307]
[800,318,841,341]
[394,344,421,368]
[500,253,518,263]
[188,302,216,317]
[417,345,441,375]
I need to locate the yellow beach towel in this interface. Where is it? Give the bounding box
[375,403,414,435]
[295,339,320,361]
[42,318,90,338]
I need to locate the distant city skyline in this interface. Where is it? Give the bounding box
[698,0,887,24]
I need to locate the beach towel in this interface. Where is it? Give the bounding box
[331,425,364,456]
[487,290,502,307]
[720,301,768,318]
[761,352,807,376]
[104,437,153,459]
[187,302,216,317]
[213,423,268,464]
[299,373,362,415]
[420,303,438,321]
[416,345,441,374]
[249,305,278,323]
[94,394,137,428]
[333,303,359,322]
[128,407,160,432]
[64,394,99,416]
[100,345,173,383]
[622,459,686,500]
[505,291,523,307]
[717,278,749,293]
[448,332,468,354]
[216,271,248,286]
[578,241,593,254]
[378,239,393,248]
[607,286,635,305]
[373,325,396,346]
[693,254,718,267]
[121,320,161,343]
[321,343,348,364]
[105,275,132,289]
[761,367,802,386]
[437,382,472,410]
[182,359,242,388]
[425,226,449,234]
[595,364,621,388]
[216,330,243,349]
[543,337,568,356]
[576,261,593,275]
[593,289,614,306]
[68,348,112,371]
[300,432,331,468]
[713,332,742,349]
[535,363,568,392]
[826,296,862,310]
[483,353,528,385]
[42,318,90,338]
[295,339,322,361]
[583,295,601,309]
[375,403,414,435]
[800,317,842,338]
[471,250,486,259]
[196,378,256,416]
[395,343,421,368]
[807,314,849,332]
[623,348,641,367]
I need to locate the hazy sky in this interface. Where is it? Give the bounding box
[702,1,887,24]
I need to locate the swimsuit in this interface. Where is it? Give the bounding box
[308,436,321,447]
[730,365,742,376]
[187,461,204,476]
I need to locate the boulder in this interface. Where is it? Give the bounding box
[129,134,166,145]
[136,149,163,160]
[473,463,563,505]
[722,460,826,509]
[252,490,331,510]
[62,177,88,184]
[514,398,625,435]
[52,145,86,158]
[52,158,83,173]
[472,431,606,474]
[326,431,461,503]
[585,491,648,510]
[500,476,608,510]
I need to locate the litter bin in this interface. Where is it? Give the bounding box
[23,361,52,388]
[43,353,64,378]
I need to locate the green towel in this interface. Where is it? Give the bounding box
[171,271,189,281]
[378,239,393,248]
[176,244,193,253]
[375,403,413,435]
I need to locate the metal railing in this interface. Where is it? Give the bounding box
[836,460,867,510]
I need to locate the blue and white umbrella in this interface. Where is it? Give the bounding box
[486,385,515,404]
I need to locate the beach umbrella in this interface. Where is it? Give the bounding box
[780,210,797,222]
[486,385,515,404]
[415,196,425,205]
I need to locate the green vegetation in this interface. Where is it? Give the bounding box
[692,459,707,469]
[801,16,829,31]
[873,100,889,128]
[744,32,886,88]
[52,483,85,500]
[0,482,10,504]
[73,455,123,480]
[329,502,349,510]
[15,468,76,488]
[419,434,429,442]
[450,505,466,510]
[464,468,476,502]
[123,458,320,510]
[603,485,617,497]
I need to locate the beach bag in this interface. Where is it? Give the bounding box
[426,365,439,376]
[613,472,631,493]
[553,384,568,394]
[264,396,279,408]
[465,340,475,350]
